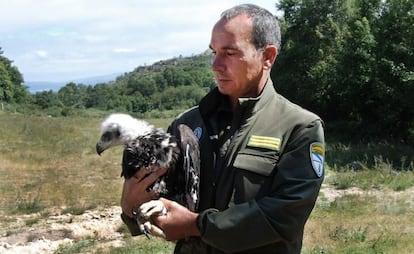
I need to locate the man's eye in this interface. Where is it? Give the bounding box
[226,50,237,56]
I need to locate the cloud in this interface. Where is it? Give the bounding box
[0,0,279,81]
[113,48,137,53]
[34,50,48,58]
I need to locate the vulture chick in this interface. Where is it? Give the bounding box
[96,113,200,238]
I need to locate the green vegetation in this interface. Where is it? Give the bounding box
[274,0,414,142]
[105,238,174,254]
[0,0,413,252]
[0,112,172,215]
[55,238,97,254]
[1,0,413,144]
[303,186,414,253]
[0,112,413,253]
[327,166,414,191]
[55,237,175,254]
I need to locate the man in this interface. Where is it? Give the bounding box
[121,4,325,253]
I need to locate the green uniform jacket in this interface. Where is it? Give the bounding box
[167,79,325,253]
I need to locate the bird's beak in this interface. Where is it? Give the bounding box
[96,141,105,156]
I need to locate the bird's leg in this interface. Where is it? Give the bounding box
[132,210,152,239]
[136,200,167,239]
[139,221,152,239]
[139,200,167,218]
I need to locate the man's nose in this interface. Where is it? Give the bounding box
[211,54,225,72]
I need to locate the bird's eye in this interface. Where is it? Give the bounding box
[102,132,111,141]
[102,129,121,141]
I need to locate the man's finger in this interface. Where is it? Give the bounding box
[133,166,151,182]
[151,224,166,239]
[158,198,173,209]
[147,166,168,177]
[140,168,168,188]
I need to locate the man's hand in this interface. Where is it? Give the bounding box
[153,198,201,241]
[121,167,167,218]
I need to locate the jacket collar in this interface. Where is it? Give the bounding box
[199,78,276,118]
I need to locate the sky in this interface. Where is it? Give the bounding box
[0,0,279,82]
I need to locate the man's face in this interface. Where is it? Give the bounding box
[209,14,265,100]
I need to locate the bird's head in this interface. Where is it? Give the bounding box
[96,113,153,155]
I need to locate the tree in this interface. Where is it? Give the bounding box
[57,82,87,108]
[127,74,157,97]
[273,0,347,117]
[0,47,29,103]
[273,0,413,141]
[0,61,14,102]
[33,90,60,109]
[335,17,377,123]
[85,83,112,109]
[373,0,414,139]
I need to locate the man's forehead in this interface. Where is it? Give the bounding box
[218,13,253,32]
[210,15,253,49]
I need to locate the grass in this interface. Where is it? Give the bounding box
[0,111,413,253]
[326,141,414,171]
[55,238,97,254]
[54,236,175,254]
[303,189,414,253]
[0,112,173,215]
[104,238,174,254]
[326,165,414,191]
[61,203,98,215]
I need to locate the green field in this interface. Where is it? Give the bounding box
[1,112,413,253]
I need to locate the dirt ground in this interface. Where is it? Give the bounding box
[0,206,124,254]
[1,185,413,254]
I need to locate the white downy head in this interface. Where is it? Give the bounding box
[96,113,154,154]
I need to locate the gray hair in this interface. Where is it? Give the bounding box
[221,4,281,51]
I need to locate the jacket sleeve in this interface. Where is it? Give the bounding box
[198,119,325,252]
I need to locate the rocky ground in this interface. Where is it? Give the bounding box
[0,206,125,254]
[1,185,413,254]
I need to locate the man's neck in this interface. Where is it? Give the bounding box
[229,77,269,111]
[229,97,240,111]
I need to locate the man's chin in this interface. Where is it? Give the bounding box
[217,86,230,95]
[217,83,234,94]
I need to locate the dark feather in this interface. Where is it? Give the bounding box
[97,114,200,212]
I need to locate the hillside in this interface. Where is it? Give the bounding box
[25,51,215,117]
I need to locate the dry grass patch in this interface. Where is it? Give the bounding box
[0,113,172,216]
[304,173,414,253]
[1,112,413,253]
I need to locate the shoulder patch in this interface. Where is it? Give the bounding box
[193,127,202,140]
[310,142,324,177]
[247,135,281,151]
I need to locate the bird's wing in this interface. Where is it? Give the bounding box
[177,124,200,211]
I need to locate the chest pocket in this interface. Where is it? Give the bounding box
[231,149,278,204]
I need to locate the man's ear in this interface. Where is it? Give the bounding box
[263,45,278,70]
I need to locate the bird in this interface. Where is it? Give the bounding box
[96,113,200,238]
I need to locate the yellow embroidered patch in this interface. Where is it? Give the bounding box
[311,143,324,156]
[247,135,281,151]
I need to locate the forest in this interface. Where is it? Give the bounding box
[1,0,413,143]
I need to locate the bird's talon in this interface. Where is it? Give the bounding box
[143,227,151,239]
[140,221,152,239]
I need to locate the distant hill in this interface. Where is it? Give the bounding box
[25,51,215,115]
[25,73,122,93]
[25,50,214,93]
[25,81,66,93]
